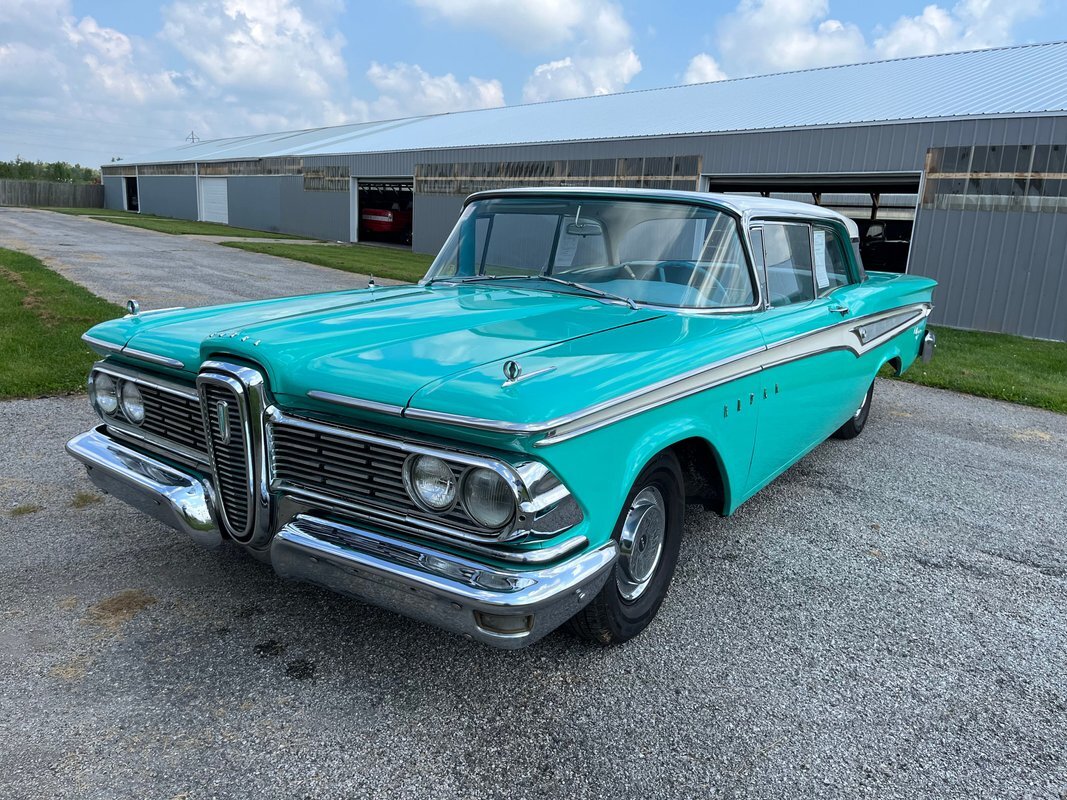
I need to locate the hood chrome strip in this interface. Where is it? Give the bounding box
[302,302,930,446]
[83,333,186,370]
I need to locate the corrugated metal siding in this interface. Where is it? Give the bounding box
[137,176,197,220]
[911,208,1067,340]
[119,42,1067,166]
[227,177,283,232]
[101,176,124,210]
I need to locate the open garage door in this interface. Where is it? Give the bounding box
[353,179,413,246]
[703,173,921,273]
[199,177,229,224]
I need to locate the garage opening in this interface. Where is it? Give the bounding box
[354,179,413,246]
[123,177,139,212]
[703,173,921,273]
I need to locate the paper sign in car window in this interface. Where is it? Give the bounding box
[813,229,830,289]
[554,232,579,267]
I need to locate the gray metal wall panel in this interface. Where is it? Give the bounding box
[910,209,1067,340]
[102,176,124,210]
[137,176,197,220]
[412,194,464,254]
[278,177,350,241]
[227,177,283,232]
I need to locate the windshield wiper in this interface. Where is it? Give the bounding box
[532,275,638,309]
[428,273,638,309]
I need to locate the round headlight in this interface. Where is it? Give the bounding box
[405,455,457,511]
[462,468,515,529]
[120,381,145,424]
[93,373,118,415]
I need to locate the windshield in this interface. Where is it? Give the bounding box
[422,196,756,310]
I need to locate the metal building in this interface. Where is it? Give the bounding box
[103,42,1067,340]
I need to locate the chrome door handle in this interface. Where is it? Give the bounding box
[829,304,850,315]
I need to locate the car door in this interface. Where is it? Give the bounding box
[746,219,868,494]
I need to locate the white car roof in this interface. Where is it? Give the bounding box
[468,187,861,239]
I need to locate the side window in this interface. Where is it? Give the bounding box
[761,222,815,306]
[812,226,852,295]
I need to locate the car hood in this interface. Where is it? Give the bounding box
[94,285,666,409]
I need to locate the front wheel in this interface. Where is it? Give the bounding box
[567,452,684,645]
[832,380,874,440]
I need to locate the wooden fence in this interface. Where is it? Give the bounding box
[0,180,104,208]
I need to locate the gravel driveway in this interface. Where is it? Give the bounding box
[1,380,1064,799]
[0,208,384,308]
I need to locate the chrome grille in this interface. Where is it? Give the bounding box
[201,381,253,538]
[138,385,207,453]
[271,419,480,532]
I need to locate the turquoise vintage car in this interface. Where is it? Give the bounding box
[67,188,936,648]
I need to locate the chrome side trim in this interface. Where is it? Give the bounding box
[306,390,405,417]
[400,302,932,446]
[271,514,617,649]
[65,426,221,549]
[82,332,185,369]
[120,347,185,370]
[82,333,123,355]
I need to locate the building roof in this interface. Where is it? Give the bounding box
[122,41,1067,166]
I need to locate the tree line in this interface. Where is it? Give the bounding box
[0,158,100,184]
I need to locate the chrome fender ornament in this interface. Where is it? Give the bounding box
[125,298,140,316]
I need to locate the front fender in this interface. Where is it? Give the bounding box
[527,369,763,549]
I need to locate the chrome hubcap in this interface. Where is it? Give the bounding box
[617,486,666,602]
[853,392,868,420]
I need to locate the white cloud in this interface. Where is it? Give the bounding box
[411,0,641,103]
[365,62,504,118]
[683,53,728,84]
[161,0,347,100]
[874,0,1042,59]
[410,0,587,51]
[520,1,641,102]
[0,0,511,165]
[715,0,866,76]
[702,0,1042,79]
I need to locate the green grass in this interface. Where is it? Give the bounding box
[88,216,302,238]
[888,325,1067,413]
[221,241,434,283]
[0,248,122,399]
[43,207,301,238]
[44,207,143,217]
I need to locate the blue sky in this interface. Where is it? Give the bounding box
[1,0,1063,167]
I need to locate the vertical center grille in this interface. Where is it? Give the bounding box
[199,377,254,540]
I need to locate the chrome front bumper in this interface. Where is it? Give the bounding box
[919,329,936,363]
[66,426,615,649]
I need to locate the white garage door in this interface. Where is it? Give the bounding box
[199,178,228,224]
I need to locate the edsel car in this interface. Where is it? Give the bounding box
[67,188,937,649]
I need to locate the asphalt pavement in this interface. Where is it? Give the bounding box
[0,207,391,309]
[1,380,1064,799]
